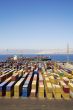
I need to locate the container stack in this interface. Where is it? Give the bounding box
[6,81,15,98]
[0,77,11,97]
[49,76,55,84]
[22,72,29,79]
[44,77,49,84]
[45,82,53,99]
[1,61,73,100]
[38,74,44,98]
[52,73,60,84]
[43,74,48,80]
[11,72,19,81]
[59,81,70,99]
[55,77,60,85]
[14,78,25,98]
[0,74,6,83]
[22,72,33,97]
[63,77,69,85]
[57,69,64,78]
[18,69,23,75]
[6,70,13,79]
[30,74,37,97]
[0,70,13,83]
[43,71,53,99]
[43,71,48,80]
[52,84,61,99]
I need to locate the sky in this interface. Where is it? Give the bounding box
[0,0,73,50]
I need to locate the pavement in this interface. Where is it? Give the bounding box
[0,98,73,110]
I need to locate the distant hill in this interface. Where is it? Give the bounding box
[0,49,73,54]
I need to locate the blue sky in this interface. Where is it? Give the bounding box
[0,0,73,49]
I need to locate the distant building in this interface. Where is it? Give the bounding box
[13,55,17,61]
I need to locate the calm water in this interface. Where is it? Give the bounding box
[0,54,73,62]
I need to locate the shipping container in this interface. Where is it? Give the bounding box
[6,81,15,97]
[52,84,61,99]
[0,77,11,97]
[22,72,33,97]
[38,73,44,98]
[14,78,25,97]
[45,82,53,99]
[30,74,38,97]
[11,73,19,81]
[0,70,13,83]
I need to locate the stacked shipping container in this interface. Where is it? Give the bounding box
[0,77,11,97]
[22,72,33,97]
[6,81,15,97]
[30,74,37,97]
[52,84,61,99]
[14,72,29,97]
[38,73,44,98]
[59,81,70,99]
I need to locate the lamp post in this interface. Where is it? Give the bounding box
[67,43,69,63]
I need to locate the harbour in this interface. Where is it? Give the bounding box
[0,55,73,110]
[0,55,73,99]
[0,0,73,109]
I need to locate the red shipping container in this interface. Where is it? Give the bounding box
[63,85,70,93]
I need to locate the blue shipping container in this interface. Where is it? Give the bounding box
[22,84,28,97]
[0,82,7,91]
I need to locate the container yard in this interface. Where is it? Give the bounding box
[0,56,73,100]
[0,56,73,110]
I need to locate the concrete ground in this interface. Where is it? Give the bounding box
[0,98,73,110]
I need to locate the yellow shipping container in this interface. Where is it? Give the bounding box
[54,78,60,85]
[52,84,61,93]
[46,83,52,93]
[45,77,49,82]
[0,91,2,97]
[39,85,44,92]
[53,92,61,99]
[38,92,44,98]
[46,92,53,99]
[6,89,14,98]
[14,78,24,97]
[49,76,55,83]
[32,84,36,89]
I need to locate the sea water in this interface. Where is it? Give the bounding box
[0,54,73,62]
